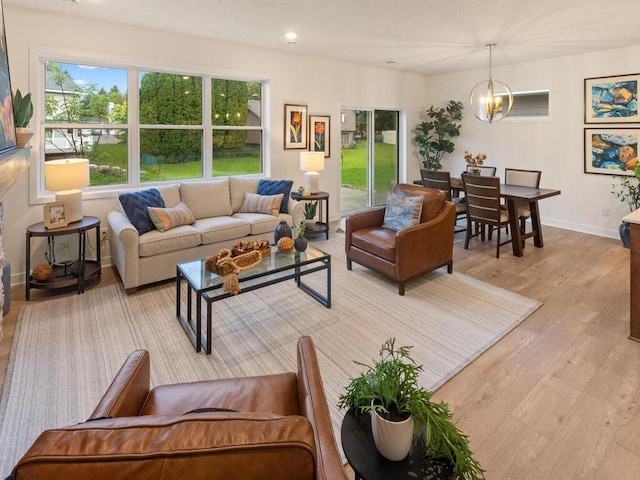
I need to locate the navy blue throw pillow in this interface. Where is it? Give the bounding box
[119,188,165,234]
[257,179,293,214]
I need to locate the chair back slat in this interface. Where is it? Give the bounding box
[505,168,541,188]
[419,169,453,200]
[462,174,502,224]
[466,165,497,176]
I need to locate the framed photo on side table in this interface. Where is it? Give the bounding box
[309,115,330,157]
[584,127,639,175]
[584,74,640,123]
[44,201,69,229]
[284,103,308,149]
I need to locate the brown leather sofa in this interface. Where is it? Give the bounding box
[10,337,348,480]
[345,184,455,295]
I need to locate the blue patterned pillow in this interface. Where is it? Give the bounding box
[257,179,293,214]
[119,188,165,234]
[382,193,423,232]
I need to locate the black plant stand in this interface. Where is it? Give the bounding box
[341,408,454,480]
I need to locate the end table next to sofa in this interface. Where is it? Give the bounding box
[291,191,329,239]
[25,216,101,300]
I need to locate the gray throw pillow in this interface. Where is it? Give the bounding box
[382,193,423,232]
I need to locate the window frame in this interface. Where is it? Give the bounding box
[30,50,267,205]
[499,87,553,123]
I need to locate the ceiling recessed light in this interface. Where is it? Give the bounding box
[285,32,297,44]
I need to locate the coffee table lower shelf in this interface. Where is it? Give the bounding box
[176,247,331,354]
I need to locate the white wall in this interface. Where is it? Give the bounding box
[5,6,637,286]
[2,5,430,284]
[420,45,640,239]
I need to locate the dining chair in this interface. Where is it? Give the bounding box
[461,173,512,258]
[419,169,466,233]
[465,165,497,176]
[503,168,542,236]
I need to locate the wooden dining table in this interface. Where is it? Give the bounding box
[449,177,561,257]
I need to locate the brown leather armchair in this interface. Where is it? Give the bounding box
[10,337,348,480]
[345,184,455,295]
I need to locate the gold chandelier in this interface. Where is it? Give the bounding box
[469,44,513,123]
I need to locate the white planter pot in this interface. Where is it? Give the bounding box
[15,127,34,147]
[370,410,414,461]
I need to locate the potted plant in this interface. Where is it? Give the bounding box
[304,200,318,227]
[414,100,463,171]
[611,164,640,248]
[464,151,487,175]
[12,89,34,147]
[338,338,485,480]
[294,221,307,251]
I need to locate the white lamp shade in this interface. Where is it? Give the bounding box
[299,152,325,172]
[300,152,325,194]
[44,158,90,191]
[44,158,90,223]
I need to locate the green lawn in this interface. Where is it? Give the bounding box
[341,140,397,191]
[87,142,261,185]
[87,140,397,189]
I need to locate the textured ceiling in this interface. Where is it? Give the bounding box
[7,0,640,75]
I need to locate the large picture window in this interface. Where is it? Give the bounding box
[45,61,128,187]
[39,57,265,195]
[211,79,262,176]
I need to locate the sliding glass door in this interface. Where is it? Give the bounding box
[340,109,398,213]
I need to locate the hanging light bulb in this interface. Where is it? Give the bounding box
[469,44,513,123]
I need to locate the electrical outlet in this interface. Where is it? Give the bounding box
[100,229,108,243]
[601,207,609,216]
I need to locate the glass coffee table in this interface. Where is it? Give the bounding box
[176,245,331,354]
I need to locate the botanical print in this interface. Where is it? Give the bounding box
[585,74,640,123]
[584,128,639,175]
[290,110,302,143]
[309,115,330,157]
[314,121,325,151]
[284,104,307,149]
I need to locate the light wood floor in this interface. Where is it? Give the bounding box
[1,226,638,479]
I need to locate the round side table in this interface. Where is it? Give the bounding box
[25,216,101,300]
[341,408,454,480]
[290,191,329,239]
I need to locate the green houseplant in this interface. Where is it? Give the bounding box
[12,89,34,147]
[611,165,640,248]
[338,338,485,480]
[304,201,318,222]
[13,89,33,127]
[611,165,640,212]
[294,221,308,251]
[414,100,463,171]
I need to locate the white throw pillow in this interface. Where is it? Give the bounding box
[180,179,232,219]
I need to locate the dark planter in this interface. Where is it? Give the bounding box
[294,237,308,252]
[274,220,292,244]
[620,221,631,249]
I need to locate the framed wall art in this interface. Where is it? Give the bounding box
[44,201,69,229]
[284,103,308,149]
[0,0,16,154]
[584,127,639,175]
[585,74,640,123]
[309,115,330,157]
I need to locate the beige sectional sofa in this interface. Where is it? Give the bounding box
[107,175,304,292]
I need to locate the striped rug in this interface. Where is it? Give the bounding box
[0,233,541,474]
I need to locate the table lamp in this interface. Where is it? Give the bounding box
[44,158,90,223]
[300,152,325,194]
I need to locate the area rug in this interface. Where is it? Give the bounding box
[0,233,541,474]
